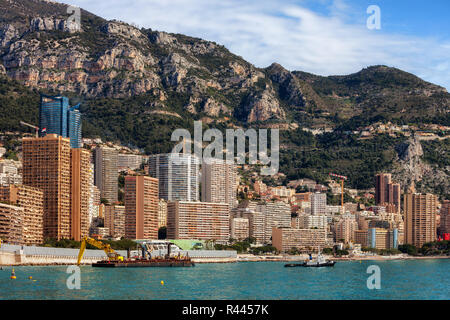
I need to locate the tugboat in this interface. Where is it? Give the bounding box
[285,247,335,268]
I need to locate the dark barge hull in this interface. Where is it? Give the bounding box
[92,260,195,267]
[303,262,335,267]
[285,262,335,267]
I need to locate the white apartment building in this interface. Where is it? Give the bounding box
[311,192,327,215]
[149,153,200,202]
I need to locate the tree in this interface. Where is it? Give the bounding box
[250,245,278,255]
[398,244,418,256]
[244,237,256,244]
[336,249,349,256]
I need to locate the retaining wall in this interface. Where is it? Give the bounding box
[0,244,237,265]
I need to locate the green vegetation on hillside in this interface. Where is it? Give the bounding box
[0,72,446,196]
[295,66,450,130]
[422,139,450,169]
[280,129,402,189]
[0,76,39,132]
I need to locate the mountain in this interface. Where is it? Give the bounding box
[294,66,449,128]
[0,0,448,197]
[1,0,448,126]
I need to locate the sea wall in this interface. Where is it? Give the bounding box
[191,257,236,263]
[0,244,237,265]
[0,244,124,266]
[0,251,17,265]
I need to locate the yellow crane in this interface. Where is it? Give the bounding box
[77,237,123,266]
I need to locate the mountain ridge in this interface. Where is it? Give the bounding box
[0,0,448,128]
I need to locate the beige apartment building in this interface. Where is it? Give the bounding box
[354,230,369,247]
[70,148,91,241]
[158,199,168,228]
[272,227,328,252]
[0,185,44,245]
[94,146,118,204]
[231,202,265,244]
[118,153,144,171]
[124,175,159,239]
[311,192,327,215]
[269,186,295,198]
[369,228,398,250]
[0,160,22,186]
[230,217,249,241]
[254,180,267,195]
[167,201,230,243]
[0,202,24,244]
[231,201,291,245]
[335,215,358,244]
[404,193,437,247]
[202,158,237,209]
[104,205,125,238]
[22,134,71,239]
[296,214,328,229]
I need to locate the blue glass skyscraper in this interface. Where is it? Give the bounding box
[39,94,69,137]
[68,104,82,148]
[39,94,82,148]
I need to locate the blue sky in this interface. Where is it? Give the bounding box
[60,0,450,90]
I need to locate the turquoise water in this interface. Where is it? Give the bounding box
[0,260,449,300]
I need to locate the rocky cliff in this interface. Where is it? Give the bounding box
[0,0,448,126]
[392,137,449,197]
[0,0,288,122]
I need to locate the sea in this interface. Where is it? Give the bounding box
[1,259,449,300]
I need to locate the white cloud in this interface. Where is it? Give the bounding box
[62,0,450,90]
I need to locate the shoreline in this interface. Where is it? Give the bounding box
[1,254,449,266]
[237,254,450,262]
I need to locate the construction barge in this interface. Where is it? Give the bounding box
[92,258,194,268]
[77,237,195,268]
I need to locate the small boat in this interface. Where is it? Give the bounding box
[285,247,335,268]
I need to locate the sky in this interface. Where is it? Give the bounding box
[58,0,450,90]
